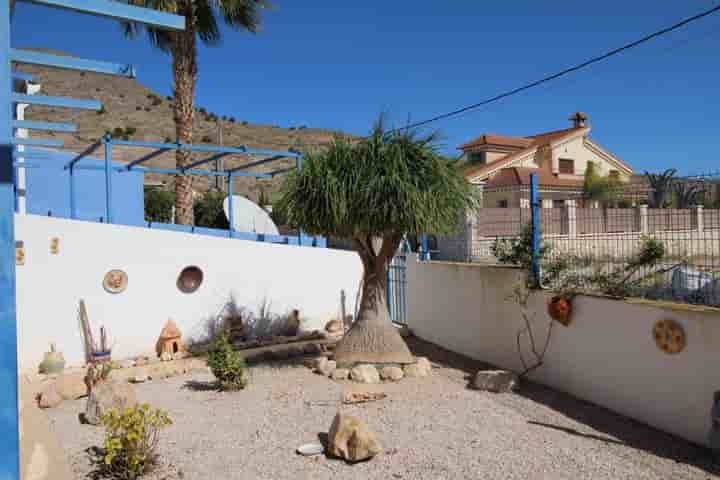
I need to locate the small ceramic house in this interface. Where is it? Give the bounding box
[156,319,184,359]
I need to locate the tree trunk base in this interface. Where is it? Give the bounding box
[333,320,415,366]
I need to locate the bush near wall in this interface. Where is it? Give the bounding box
[193,191,229,229]
[144,189,174,223]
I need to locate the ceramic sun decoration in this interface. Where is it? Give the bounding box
[653,319,686,354]
[103,269,128,294]
[50,237,60,255]
[15,241,24,266]
[547,295,572,326]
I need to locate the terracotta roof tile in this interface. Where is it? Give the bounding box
[459,134,533,150]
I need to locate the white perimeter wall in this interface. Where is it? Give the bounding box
[16,215,362,369]
[407,256,720,447]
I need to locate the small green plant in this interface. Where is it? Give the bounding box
[241,120,248,126]
[124,126,137,137]
[100,404,172,480]
[144,189,175,223]
[200,135,213,143]
[112,127,125,138]
[163,137,173,144]
[229,117,236,123]
[207,334,248,391]
[97,105,107,115]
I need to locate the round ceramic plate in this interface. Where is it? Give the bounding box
[297,443,324,456]
[103,269,128,294]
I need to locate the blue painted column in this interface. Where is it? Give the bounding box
[419,234,430,261]
[0,1,21,477]
[530,173,541,287]
[69,164,76,219]
[104,135,112,223]
[226,173,234,238]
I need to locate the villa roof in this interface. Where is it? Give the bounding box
[462,126,586,181]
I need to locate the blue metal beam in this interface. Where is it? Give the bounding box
[228,155,287,173]
[19,0,185,30]
[11,137,64,148]
[12,150,53,160]
[136,165,271,179]
[11,71,33,82]
[13,120,77,133]
[12,93,101,110]
[125,148,171,170]
[0,1,20,476]
[64,140,102,169]
[11,49,135,78]
[106,138,300,158]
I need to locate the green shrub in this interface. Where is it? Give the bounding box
[124,127,137,136]
[193,191,229,229]
[200,135,213,143]
[100,404,172,480]
[241,121,248,126]
[144,189,174,223]
[97,105,106,115]
[207,334,248,391]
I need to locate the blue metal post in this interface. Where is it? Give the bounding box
[69,164,76,219]
[227,173,234,238]
[530,173,541,287]
[104,135,113,224]
[419,234,429,261]
[0,1,20,477]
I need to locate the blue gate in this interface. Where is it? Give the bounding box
[387,241,409,326]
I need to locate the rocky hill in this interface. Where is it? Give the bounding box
[17,52,345,202]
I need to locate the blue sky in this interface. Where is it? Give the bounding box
[10,1,720,174]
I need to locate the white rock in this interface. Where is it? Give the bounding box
[379,366,404,382]
[471,370,518,393]
[350,364,380,384]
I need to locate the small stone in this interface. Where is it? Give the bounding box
[379,366,404,382]
[129,369,149,383]
[134,356,149,367]
[350,364,380,384]
[331,368,349,381]
[325,319,343,333]
[38,385,62,409]
[118,359,135,369]
[84,381,137,425]
[471,370,518,393]
[297,443,324,456]
[328,412,381,462]
[316,360,336,377]
[403,357,432,378]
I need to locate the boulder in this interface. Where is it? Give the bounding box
[403,357,432,378]
[331,368,350,381]
[328,412,381,462]
[54,372,88,400]
[316,359,337,377]
[325,319,343,334]
[350,364,380,384]
[84,381,137,426]
[38,385,62,409]
[471,370,518,393]
[379,366,404,382]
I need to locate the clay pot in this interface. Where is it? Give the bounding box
[548,295,572,326]
[39,343,65,374]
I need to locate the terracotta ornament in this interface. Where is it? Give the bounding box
[15,241,24,266]
[653,319,686,354]
[50,237,60,255]
[103,269,128,294]
[156,319,184,360]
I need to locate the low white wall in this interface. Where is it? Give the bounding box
[16,215,362,369]
[407,256,720,447]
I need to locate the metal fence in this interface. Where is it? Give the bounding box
[433,172,720,308]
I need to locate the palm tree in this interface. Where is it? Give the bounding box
[123,0,269,225]
[645,169,677,208]
[276,117,479,365]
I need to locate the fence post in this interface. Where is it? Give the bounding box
[419,234,430,261]
[692,204,704,233]
[567,202,577,238]
[226,173,234,238]
[638,204,648,233]
[530,174,541,286]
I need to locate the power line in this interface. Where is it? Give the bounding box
[394,4,720,132]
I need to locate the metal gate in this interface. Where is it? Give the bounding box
[387,241,409,326]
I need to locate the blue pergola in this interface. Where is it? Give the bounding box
[0,2,186,477]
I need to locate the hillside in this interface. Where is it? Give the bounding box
[16,52,346,202]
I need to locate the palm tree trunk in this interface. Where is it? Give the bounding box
[333,236,414,366]
[171,16,197,225]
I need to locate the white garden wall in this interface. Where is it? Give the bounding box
[407,256,720,447]
[15,215,362,369]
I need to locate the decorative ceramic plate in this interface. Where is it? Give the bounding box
[103,269,128,294]
[177,266,204,294]
[652,319,686,354]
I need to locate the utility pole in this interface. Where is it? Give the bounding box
[215,118,223,191]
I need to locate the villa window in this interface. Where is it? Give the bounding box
[469,151,486,164]
[497,199,509,208]
[609,170,620,179]
[559,158,575,175]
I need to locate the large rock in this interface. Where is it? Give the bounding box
[471,370,518,393]
[316,359,337,377]
[350,364,380,384]
[38,385,63,409]
[54,372,88,400]
[403,357,432,378]
[84,381,137,425]
[379,366,404,382]
[327,412,381,462]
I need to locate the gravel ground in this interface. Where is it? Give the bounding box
[47,338,719,480]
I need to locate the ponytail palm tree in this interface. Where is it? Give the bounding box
[123,0,269,225]
[276,118,478,365]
